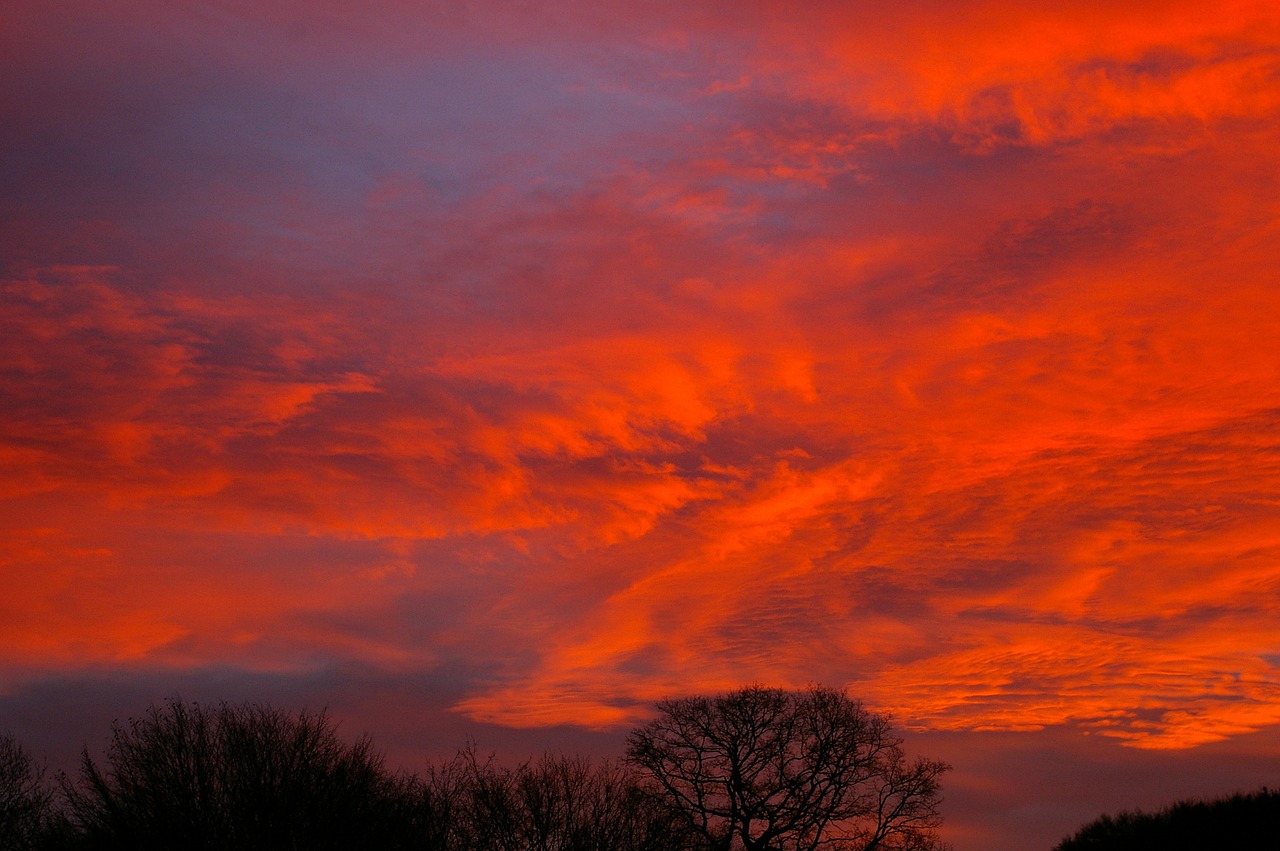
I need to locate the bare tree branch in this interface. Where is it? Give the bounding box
[626,685,951,851]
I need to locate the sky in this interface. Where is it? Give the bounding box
[3,1,1280,848]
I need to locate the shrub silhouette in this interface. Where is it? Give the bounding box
[1054,787,1280,850]
[60,700,406,850]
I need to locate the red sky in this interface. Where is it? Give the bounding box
[3,2,1280,848]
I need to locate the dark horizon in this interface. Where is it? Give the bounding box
[7,672,1280,850]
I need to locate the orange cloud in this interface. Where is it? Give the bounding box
[757,0,1280,140]
[3,0,1280,775]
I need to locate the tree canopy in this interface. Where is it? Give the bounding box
[60,700,402,850]
[625,685,950,851]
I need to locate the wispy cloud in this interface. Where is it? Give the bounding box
[4,5,1280,848]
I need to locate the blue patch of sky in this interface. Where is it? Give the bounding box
[321,48,708,203]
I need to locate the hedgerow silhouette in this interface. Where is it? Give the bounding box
[1054,788,1280,851]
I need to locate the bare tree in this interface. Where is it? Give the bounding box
[60,699,406,850]
[439,747,697,851]
[390,756,473,851]
[506,752,695,851]
[0,732,56,851]
[50,699,695,850]
[625,685,950,851]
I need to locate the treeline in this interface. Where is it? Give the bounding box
[0,686,951,851]
[3,702,676,851]
[1054,787,1280,850]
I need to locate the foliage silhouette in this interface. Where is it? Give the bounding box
[625,685,950,851]
[1054,787,1280,850]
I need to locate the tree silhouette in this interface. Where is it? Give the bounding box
[22,689,955,850]
[0,732,56,851]
[625,685,950,851]
[60,699,407,850]
[424,747,697,851]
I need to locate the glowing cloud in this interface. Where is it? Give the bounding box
[4,3,1280,848]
